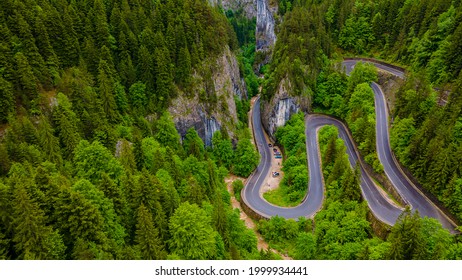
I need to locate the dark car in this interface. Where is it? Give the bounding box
[273,148,278,152]
[268,143,272,147]
[272,172,280,177]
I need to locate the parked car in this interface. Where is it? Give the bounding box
[268,143,272,147]
[272,172,280,177]
[273,148,278,152]
[275,155,282,159]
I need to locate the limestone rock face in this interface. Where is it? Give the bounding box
[217,0,276,49]
[261,78,310,140]
[256,0,276,51]
[168,46,247,146]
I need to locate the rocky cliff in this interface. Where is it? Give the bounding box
[256,0,277,51]
[221,0,257,19]
[215,0,276,50]
[169,46,247,146]
[261,79,310,140]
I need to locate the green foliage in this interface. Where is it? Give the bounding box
[390,117,416,166]
[0,0,235,117]
[387,208,424,259]
[154,112,181,152]
[128,82,147,117]
[168,202,217,260]
[212,131,235,169]
[0,0,261,260]
[314,68,348,117]
[225,9,256,47]
[135,204,166,260]
[232,131,259,177]
[12,185,62,259]
[183,128,205,160]
[389,74,462,222]
[339,15,374,53]
[73,140,124,184]
[346,83,378,169]
[0,76,14,123]
[347,62,378,96]
[294,232,316,259]
[262,4,332,100]
[232,180,244,202]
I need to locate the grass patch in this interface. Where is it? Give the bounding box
[263,185,305,207]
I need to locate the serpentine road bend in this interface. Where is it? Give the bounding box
[344,59,455,231]
[242,59,457,232]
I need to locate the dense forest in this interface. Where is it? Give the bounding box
[0,0,266,260]
[2,0,462,260]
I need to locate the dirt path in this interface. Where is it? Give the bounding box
[224,176,292,260]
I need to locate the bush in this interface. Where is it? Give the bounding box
[232,180,245,201]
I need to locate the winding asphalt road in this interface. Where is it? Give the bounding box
[242,59,456,231]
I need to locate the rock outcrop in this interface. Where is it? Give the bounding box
[261,78,310,140]
[169,46,247,146]
[221,0,257,19]
[256,0,277,51]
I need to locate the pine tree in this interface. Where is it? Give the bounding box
[82,37,99,76]
[57,190,108,250]
[129,81,147,116]
[183,128,204,159]
[324,134,337,167]
[33,16,59,72]
[118,139,137,174]
[61,9,80,68]
[98,59,118,122]
[53,93,81,159]
[100,45,117,79]
[113,81,128,115]
[14,52,38,105]
[12,185,51,259]
[342,164,362,202]
[136,45,155,103]
[154,112,181,151]
[13,12,49,86]
[212,196,229,247]
[387,208,424,260]
[118,53,136,89]
[154,47,173,109]
[135,204,166,260]
[99,173,129,229]
[176,47,192,86]
[93,0,111,49]
[38,116,62,166]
